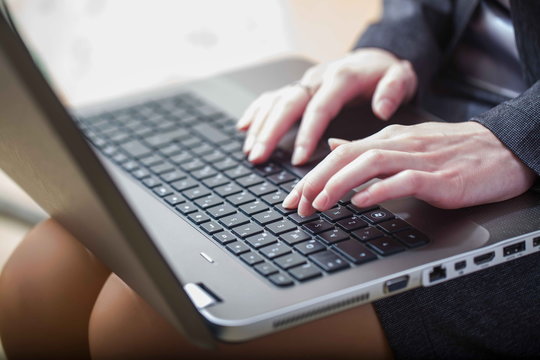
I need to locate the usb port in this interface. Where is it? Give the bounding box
[473,252,495,265]
[454,260,466,271]
[503,242,525,256]
[533,237,540,247]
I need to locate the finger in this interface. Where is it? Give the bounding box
[248,86,310,163]
[372,60,417,120]
[311,150,422,212]
[237,96,262,131]
[351,170,436,207]
[328,138,350,151]
[243,93,277,153]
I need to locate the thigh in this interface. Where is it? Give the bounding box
[0,219,111,359]
[89,274,393,360]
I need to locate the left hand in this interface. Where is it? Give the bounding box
[282,121,537,216]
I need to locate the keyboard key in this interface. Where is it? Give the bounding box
[322,206,354,222]
[254,262,279,276]
[266,219,297,235]
[232,223,264,238]
[122,160,139,171]
[194,194,223,209]
[245,232,277,249]
[131,168,150,179]
[261,191,288,205]
[239,200,268,215]
[288,263,322,281]
[191,123,230,144]
[226,241,250,255]
[121,139,152,158]
[303,219,334,234]
[363,208,395,224]
[181,159,206,172]
[227,192,256,206]
[200,221,223,234]
[351,227,385,242]
[334,240,377,265]
[236,173,264,188]
[213,157,238,171]
[378,219,411,233]
[164,193,186,206]
[202,174,230,188]
[267,170,296,185]
[191,166,218,180]
[202,149,226,163]
[248,182,278,196]
[394,229,429,248]
[207,203,237,219]
[215,183,243,197]
[253,210,282,225]
[169,151,192,165]
[140,154,165,167]
[289,213,320,225]
[188,212,210,225]
[160,169,187,183]
[153,185,173,197]
[159,143,183,157]
[175,202,197,215]
[143,176,161,188]
[224,165,251,179]
[255,163,281,176]
[274,203,296,215]
[268,272,294,287]
[150,162,175,174]
[280,229,311,245]
[280,179,300,193]
[274,253,306,270]
[336,216,368,231]
[260,242,292,259]
[318,228,349,244]
[347,204,379,214]
[219,213,250,228]
[367,237,406,256]
[191,143,215,156]
[213,231,236,245]
[309,250,349,273]
[183,186,211,200]
[240,252,264,266]
[294,239,326,256]
[171,178,198,192]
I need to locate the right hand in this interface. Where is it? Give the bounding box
[237,48,418,165]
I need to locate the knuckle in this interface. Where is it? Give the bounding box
[384,77,406,94]
[379,124,405,138]
[333,142,354,158]
[362,149,386,164]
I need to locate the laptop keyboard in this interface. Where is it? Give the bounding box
[76,92,430,287]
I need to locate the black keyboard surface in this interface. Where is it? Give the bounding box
[77,92,430,287]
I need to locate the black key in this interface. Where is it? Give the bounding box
[175,202,197,215]
[245,232,277,249]
[181,159,206,172]
[200,221,223,234]
[207,203,237,219]
[121,139,152,158]
[261,191,288,205]
[255,163,281,176]
[378,219,411,233]
[294,239,326,256]
[143,176,161,188]
[252,210,282,225]
[159,143,183,157]
[224,165,251,179]
[122,160,139,171]
[160,169,187,183]
[318,228,349,244]
[191,143,215,156]
[268,272,294,287]
[336,216,368,231]
[240,252,264,266]
[274,204,296,215]
[280,179,300,193]
[202,174,230,188]
[180,136,201,148]
[363,208,395,224]
[183,186,211,200]
[260,242,292,259]
[153,185,173,197]
[266,219,297,235]
[280,229,311,245]
[219,213,250,228]
[226,241,250,255]
[140,154,165,167]
[338,191,355,205]
[112,152,129,164]
[394,229,429,248]
[213,231,236,245]
[227,191,256,206]
[236,173,264,188]
[194,194,223,209]
[367,237,406,256]
[220,140,242,153]
[239,200,268,215]
[334,240,377,265]
[289,213,320,225]
[288,263,322,281]
[215,183,243,197]
[143,128,189,147]
[303,219,334,234]
[254,262,279,276]
[188,211,210,224]
[191,166,218,180]
[202,149,226,163]
[267,170,296,185]
[213,157,238,171]
[164,193,186,206]
[169,151,192,165]
[310,250,349,273]
[131,168,150,179]
[150,162,175,174]
[191,123,230,144]
[322,206,354,222]
[347,204,379,214]
[232,223,264,238]
[351,227,385,242]
[274,253,306,270]
[171,178,198,192]
[248,181,278,196]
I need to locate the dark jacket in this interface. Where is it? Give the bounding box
[355,0,540,176]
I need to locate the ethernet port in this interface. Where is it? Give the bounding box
[429,265,447,283]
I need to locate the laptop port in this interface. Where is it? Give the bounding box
[384,275,409,293]
[473,252,495,265]
[503,242,525,256]
[454,260,466,271]
[533,237,540,247]
[429,265,446,283]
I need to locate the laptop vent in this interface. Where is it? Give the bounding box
[273,292,370,329]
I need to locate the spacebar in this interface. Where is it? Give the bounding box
[191,123,230,144]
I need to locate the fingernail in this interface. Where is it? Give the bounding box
[292,146,307,166]
[375,98,395,120]
[352,191,369,206]
[248,143,266,162]
[236,117,248,130]
[312,190,329,210]
[282,190,299,209]
[243,136,255,154]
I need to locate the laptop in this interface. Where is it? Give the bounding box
[1,3,540,349]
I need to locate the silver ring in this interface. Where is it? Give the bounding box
[291,81,316,97]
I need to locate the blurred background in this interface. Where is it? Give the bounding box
[0,1,380,357]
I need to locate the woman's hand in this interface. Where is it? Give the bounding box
[237,48,418,165]
[282,121,536,215]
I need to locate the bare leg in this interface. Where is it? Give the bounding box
[89,275,393,360]
[0,219,110,359]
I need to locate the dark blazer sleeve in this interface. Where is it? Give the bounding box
[471,81,540,176]
[354,0,455,92]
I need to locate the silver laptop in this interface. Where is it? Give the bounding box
[1,3,539,348]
